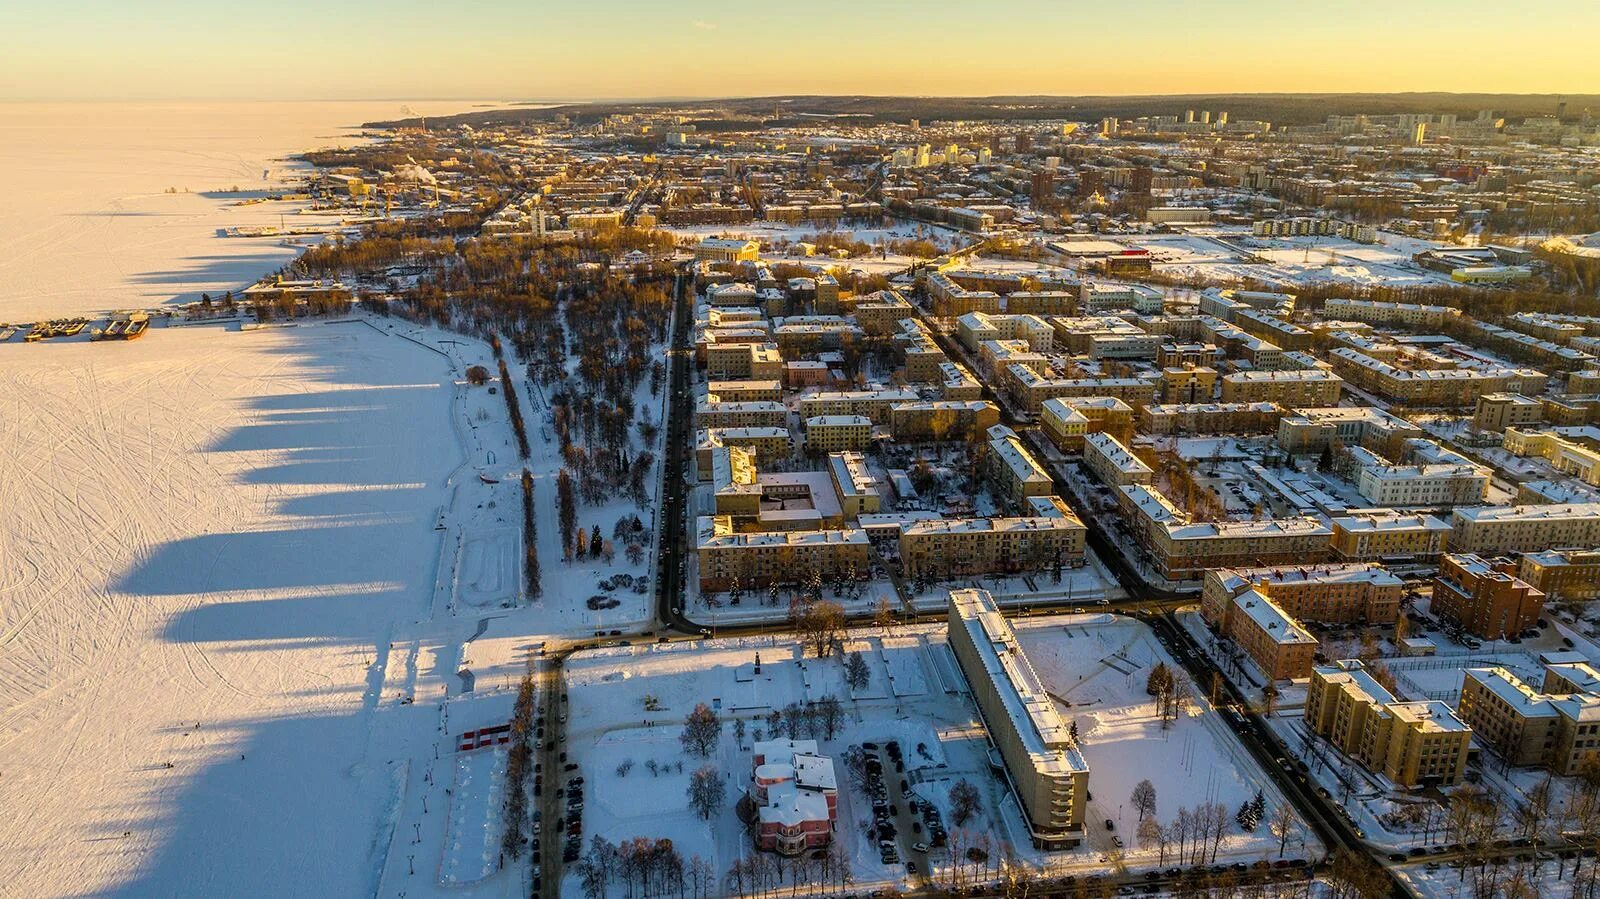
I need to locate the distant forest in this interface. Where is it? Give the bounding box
[368,92,1599,131]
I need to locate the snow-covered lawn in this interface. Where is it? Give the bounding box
[1012,615,1319,872]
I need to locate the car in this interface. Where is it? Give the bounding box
[1388,853,1406,862]
[1105,819,1115,831]
[912,842,929,853]
[906,862,918,875]
[563,762,577,771]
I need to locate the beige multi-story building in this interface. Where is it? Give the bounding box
[696,399,789,430]
[901,511,1086,579]
[1306,660,1471,788]
[1328,348,1545,407]
[852,291,916,336]
[1219,369,1344,406]
[1081,433,1154,487]
[705,341,784,381]
[888,400,1000,443]
[1329,512,1451,561]
[1158,366,1219,404]
[1235,309,1313,351]
[1203,584,1319,681]
[798,389,920,424]
[938,361,983,400]
[828,451,882,518]
[1040,396,1135,451]
[1321,299,1460,329]
[696,515,870,592]
[986,426,1055,506]
[696,427,793,472]
[1449,504,1600,555]
[957,312,1053,353]
[804,416,872,454]
[1432,553,1545,640]
[1519,548,1600,601]
[1117,485,1332,581]
[926,272,1001,316]
[1139,402,1282,436]
[896,318,948,382]
[947,589,1088,848]
[1276,407,1425,457]
[1503,427,1600,488]
[1474,393,1545,433]
[1201,563,1403,628]
[706,379,783,403]
[1457,664,1600,775]
[1005,364,1157,413]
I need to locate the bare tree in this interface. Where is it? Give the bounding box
[1269,801,1297,859]
[950,778,983,826]
[688,765,726,820]
[1131,779,1158,822]
[680,703,722,757]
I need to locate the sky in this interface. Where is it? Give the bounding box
[4,0,1598,101]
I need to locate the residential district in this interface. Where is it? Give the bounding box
[50,97,1600,899]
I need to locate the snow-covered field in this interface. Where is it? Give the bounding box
[1012,616,1317,870]
[0,322,461,896]
[0,99,497,320]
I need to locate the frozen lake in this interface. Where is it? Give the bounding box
[0,99,498,320]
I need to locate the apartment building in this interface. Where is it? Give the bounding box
[1039,396,1135,452]
[696,427,793,471]
[926,271,1001,316]
[987,426,1055,506]
[696,515,870,592]
[1329,512,1452,562]
[1328,348,1545,407]
[1457,665,1600,775]
[1203,583,1319,680]
[1346,444,1490,506]
[888,400,1001,443]
[1201,563,1403,627]
[852,291,915,336]
[938,361,983,400]
[1519,548,1600,601]
[947,589,1088,848]
[803,416,872,454]
[706,379,783,403]
[1082,433,1154,487]
[1158,366,1219,404]
[1235,309,1313,351]
[1305,660,1471,788]
[696,399,789,430]
[1432,553,1546,640]
[1448,504,1600,555]
[1276,407,1425,457]
[901,512,1086,579]
[1321,298,1459,329]
[798,388,920,424]
[1005,364,1157,413]
[1219,369,1344,406]
[1473,393,1545,432]
[957,312,1053,353]
[1139,402,1282,436]
[1117,485,1332,581]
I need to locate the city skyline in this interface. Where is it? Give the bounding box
[6,0,1600,100]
